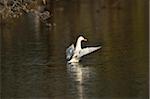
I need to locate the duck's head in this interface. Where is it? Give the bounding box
[78,36,87,42]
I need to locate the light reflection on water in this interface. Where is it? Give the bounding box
[67,63,91,99]
[34,13,40,40]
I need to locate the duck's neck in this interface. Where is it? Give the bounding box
[75,39,82,51]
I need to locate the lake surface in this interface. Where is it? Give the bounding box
[1,0,149,99]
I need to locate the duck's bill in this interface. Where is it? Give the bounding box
[84,39,87,41]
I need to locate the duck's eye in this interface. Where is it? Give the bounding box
[74,55,77,58]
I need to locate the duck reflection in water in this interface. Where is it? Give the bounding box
[67,63,90,99]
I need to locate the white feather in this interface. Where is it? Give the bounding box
[67,36,101,63]
[79,46,101,58]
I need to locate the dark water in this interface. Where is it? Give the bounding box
[1,0,149,99]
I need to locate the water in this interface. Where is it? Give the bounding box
[1,0,148,99]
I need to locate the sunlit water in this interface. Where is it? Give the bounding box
[1,1,148,99]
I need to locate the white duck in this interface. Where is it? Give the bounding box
[66,36,101,63]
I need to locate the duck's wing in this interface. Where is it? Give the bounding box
[79,46,101,58]
[66,44,75,60]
